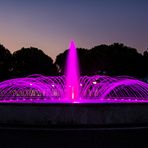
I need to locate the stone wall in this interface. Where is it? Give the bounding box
[0,103,148,126]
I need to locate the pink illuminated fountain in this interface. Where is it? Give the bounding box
[65,41,80,102]
[0,41,148,103]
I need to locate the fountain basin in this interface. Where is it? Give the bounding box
[0,103,148,126]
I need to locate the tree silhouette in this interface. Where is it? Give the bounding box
[0,42,147,79]
[55,43,145,78]
[143,49,148,77]
[55,50,68,75]
[12,47,58,77]
[0,44,12,81]
[90,43,144,77]
[109,43,144,77]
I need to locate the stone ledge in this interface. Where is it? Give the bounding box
[0,103,148,125]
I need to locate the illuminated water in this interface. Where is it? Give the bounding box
[0,41,148,103]
[65,41,79,100]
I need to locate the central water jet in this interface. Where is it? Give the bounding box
[65,41,80,101]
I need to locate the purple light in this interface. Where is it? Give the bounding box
[92,81,97,85]
[65,41,79,102]
[0,41,147,103]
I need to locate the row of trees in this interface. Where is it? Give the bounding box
[0,43,148,81]
[56,43,148,78]
[0,44,57,81]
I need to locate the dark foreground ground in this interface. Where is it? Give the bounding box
[0,125,148,148]
[0,103,148,147]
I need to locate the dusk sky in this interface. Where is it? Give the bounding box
[0,0,148,60]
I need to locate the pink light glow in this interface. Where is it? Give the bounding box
[0,42,147,103]
[65,41,79,101]
[92,81,97,85]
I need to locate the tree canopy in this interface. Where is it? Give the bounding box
[0,42,147,81]
[55,43,146,78]
[12,47,58,77]
[0,44,12,81]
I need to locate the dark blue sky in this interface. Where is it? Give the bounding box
[0,0,148,59]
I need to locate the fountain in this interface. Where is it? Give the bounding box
[0,41,148,103]
[65,41,80,102]
[0,41,148,126]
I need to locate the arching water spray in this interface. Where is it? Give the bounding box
[0,42,148,103]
